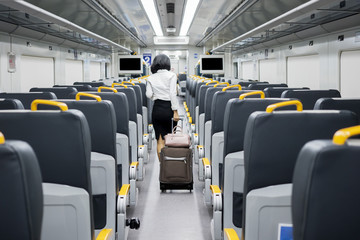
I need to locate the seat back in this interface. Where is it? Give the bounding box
[243,110,358,228]
[195,82,207,108]
[30,87,78,99]
[204,87,227,122]
[314,98,360,121]
[0,92,56,109]
[264,87,309,98]
[74,81,105,87]
[282,89,341,109]
[114,87,138,123]
[198,84,216,114]
[248,83,287,90]
[54,84,92,91]
[0,137,43,240]
[133,82,147,107]
[0,98,24,109]
[122,84,143,115]
[292,134,360,240]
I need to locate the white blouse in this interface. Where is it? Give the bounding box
[146,69,179,110]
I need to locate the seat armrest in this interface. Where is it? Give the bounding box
[202,158,211,179]
[96,229,113,240]
[210,184,222,211]
[224,228,240,240]
[129,162,138,180]
[117,184,130,214]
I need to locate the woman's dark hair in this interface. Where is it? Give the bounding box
[151,54,171,73]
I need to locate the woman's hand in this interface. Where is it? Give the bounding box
[173,110,180,122]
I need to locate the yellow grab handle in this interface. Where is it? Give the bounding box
[96,229,113,240]
[111,83,127,88]
[98,86,118,93]
[333,125,360,145]
[239,91,265,100]
[224,228,240,240]
[206,80,219,86]
[76,92,102,102]
[119,184,130,196]
[122,81,135,86]
[266,100,303,113]
[0,132,5,144]
[189,117,192,124]
[31,100,68,111]
[214,82,230,87]
[222,85,242,92]
[131,162,139,167]
[202,158,210,166]
[210,185,221,194]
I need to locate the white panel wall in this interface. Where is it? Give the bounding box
[21,55,54,91]
[259,58,278,83]
[89,61,101,81]
[241,61,255,80]
[287,55,320,89]
[65,59,83,84]
[340,50,360,97]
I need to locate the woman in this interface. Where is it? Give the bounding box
[146,54,179,159]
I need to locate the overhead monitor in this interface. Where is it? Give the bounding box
[119,55,143,74]
[200,55,224,74]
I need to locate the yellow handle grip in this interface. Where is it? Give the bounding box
[98,86,118,93]
[119,184,130,196]
[222,85,242,92]
[224,228,240,240]
[96,229,113,240]
[76,92,102,102]
[31,100,68,111]
[333,125,360,145]
[0,132,5,144]
[239,91,265,100]
[214,82,230,87]
[122,81,135,86]
[210,185,221,194]
[266,100,303,113]
[206,80,219,86]
[111,83,127,88]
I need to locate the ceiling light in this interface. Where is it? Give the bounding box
[140,0,163,36]
[179,0,200,36]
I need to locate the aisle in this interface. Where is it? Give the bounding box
[127,99,212,240]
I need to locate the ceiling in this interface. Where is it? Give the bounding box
[0,0,358,53]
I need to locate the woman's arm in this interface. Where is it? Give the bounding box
[145,80,153,99]
[169,73,179,111]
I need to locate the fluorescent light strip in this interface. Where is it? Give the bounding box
[141,0,163,36]
[179,0,200,36]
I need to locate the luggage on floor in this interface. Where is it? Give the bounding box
[159,147,193,191]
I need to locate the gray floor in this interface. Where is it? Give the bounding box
[127,99,212,240]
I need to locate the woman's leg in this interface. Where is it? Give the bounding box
[157,135,165,160]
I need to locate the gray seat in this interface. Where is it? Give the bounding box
[54,84,92,91]
[247,83,287,90]
[74,81,105,87]
[281,89,341,109]
[264,87,309,98]
[0,136,43,240]
[314,98,360,121]
[0,92,56,109]
[30,87,78,99]
[0,98,24,109]
[243,108,358,240]
[292,126,360,240]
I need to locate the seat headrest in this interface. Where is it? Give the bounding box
[0,92,57,109]
[30,87,78,99]
[264,87,309,98]
[54,84,92,91]
[292,139,360,240]
[248,83,288,90]
[281,89,341,109]
[74,81,105,87]
[0,98,24,109]
[314,98,360,121]
[0,140,43,240]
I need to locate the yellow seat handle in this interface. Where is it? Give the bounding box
[224,228,240,240]
[96,229,113,240]
[111,83,127,88]
[119,184,131,196]
[222,85,242,92]
[239,91,265,100]
[206,80,219,86]
[31,100,68,111]
[122,81,135,86]
[0,132,5,144]
[98,86,118,93]
[333,125,360,145]
[210,185,221,194]
[76,92,102,102]
[214,82,230,87]
[266,100,303,113]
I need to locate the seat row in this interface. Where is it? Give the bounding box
[185,75,360,240]
[0,77,152,240]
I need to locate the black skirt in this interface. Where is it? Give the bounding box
[152,99,175,140]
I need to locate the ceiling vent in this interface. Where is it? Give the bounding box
[154,36,189,45]
[166,3,175,13]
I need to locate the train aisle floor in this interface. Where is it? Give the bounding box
[127,98,212,240]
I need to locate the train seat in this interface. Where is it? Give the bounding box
[243,101,358,240]
[281,89,341,109]
[193,80,212,136]
[30,87,78,99]
[54,84,93,91]
[247,83,288,90]
[314,98,360,121]
[74,81,105,87]
[0,92,57,109]
[0,98,24,109]
[0,133,43,240]
[264,87,309,98]
[292,125,360,240]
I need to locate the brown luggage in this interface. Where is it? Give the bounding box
[159,147,193,192]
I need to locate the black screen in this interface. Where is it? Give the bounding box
[119,58,141,71]
[202,58,223,70]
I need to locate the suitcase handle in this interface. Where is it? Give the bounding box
[172,126,183,134]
